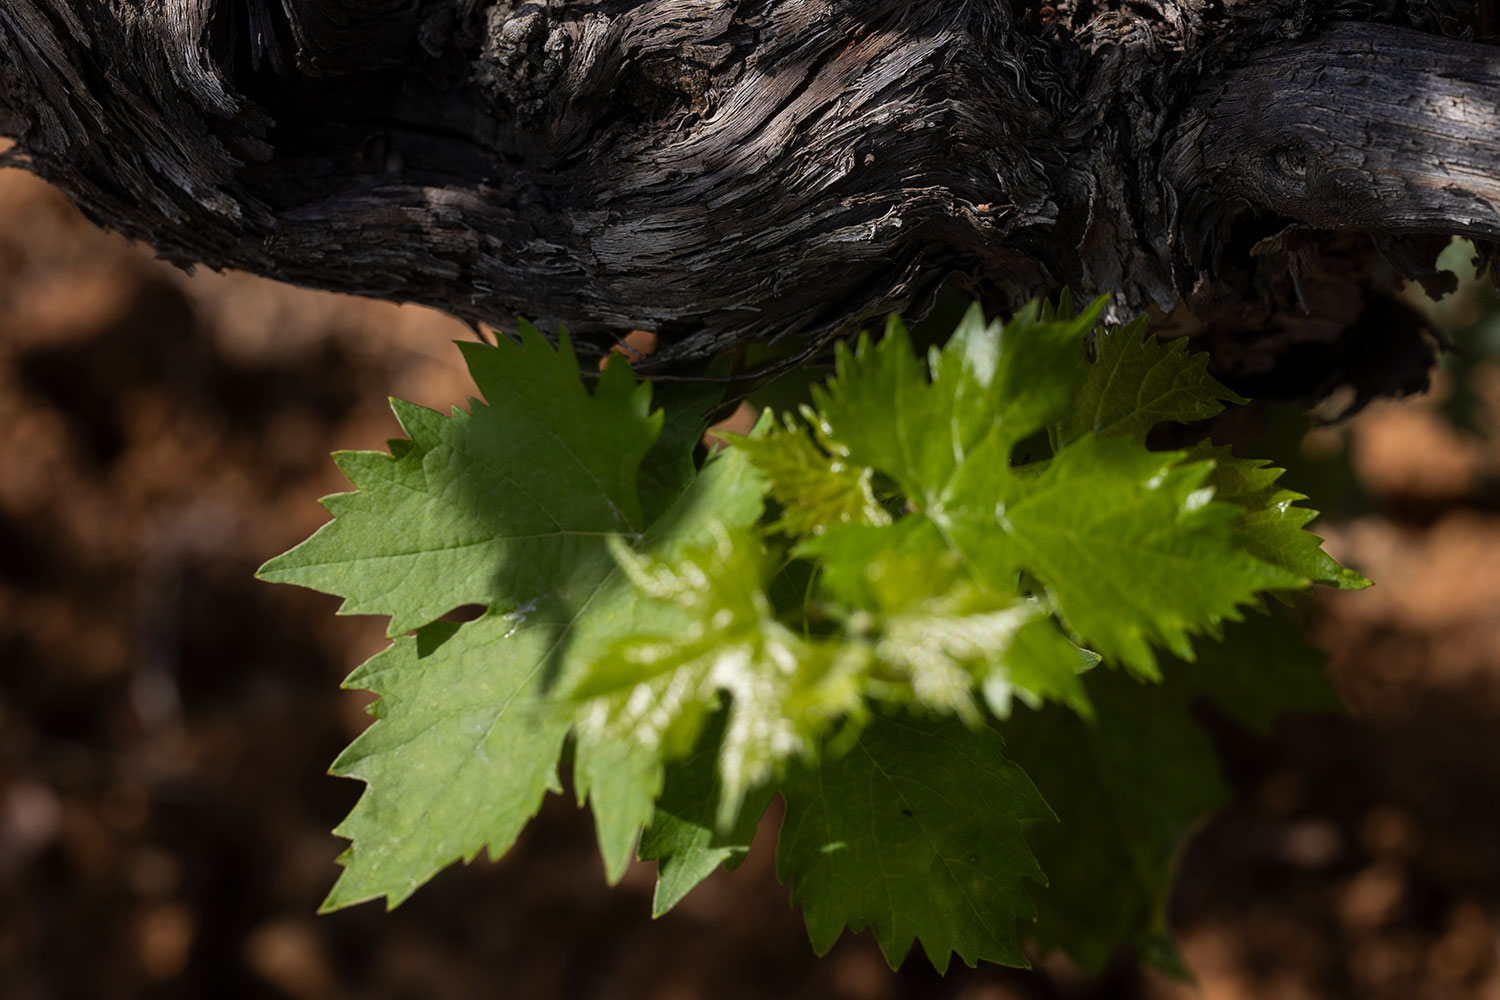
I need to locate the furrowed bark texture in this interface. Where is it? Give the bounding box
[0,1,1497,382]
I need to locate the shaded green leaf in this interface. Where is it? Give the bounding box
[635,369,727,521]
[778,713,1051,972]
[320,613,571,910]
[638,712,776,916]
[258,325,661,637]
[1004,614,1339,971]
[264,324,766,905]
[1062,317,1247,446]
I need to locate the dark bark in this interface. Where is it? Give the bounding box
[0,1,1496,383]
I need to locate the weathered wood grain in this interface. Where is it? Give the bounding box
[0,1,1496,380]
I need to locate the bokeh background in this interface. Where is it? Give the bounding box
[3,149,1500,1000]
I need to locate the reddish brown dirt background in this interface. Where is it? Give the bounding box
[3,153,1500,1000]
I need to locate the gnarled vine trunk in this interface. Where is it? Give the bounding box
[1,1,1497,394]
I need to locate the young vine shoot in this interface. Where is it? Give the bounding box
[259,297,1363,972]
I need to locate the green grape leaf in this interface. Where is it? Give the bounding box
[846,546,1096,720]
[874,602,1061,722]
[319,613,571,911]
[977,296,1109,454]
[266,294,1363,964]
[259,323,768,906]
[796,512,950,610]
[1039,287,1079,321]
[1061,316,1247,445]
[571,735,665,884]
[733,415,891,537]
[575,526,861,828]
[568,449,768,878]
[807,300,1104,510]
[807,437,1301,681]
[777,713,1051,972]
[1003,614,1340,971]
[636,373,727,521]
[258,324,661,637]
[1183,612,1344,729]
[316,448,766,907]
[946,436,1305,678]
[638,712,776,916]
[752,302,1338,680]
[1189,442,1370,590]
[809,316,957,503]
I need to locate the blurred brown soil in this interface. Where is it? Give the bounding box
[1170,385,1500,1000]
[2,154,1500,1000]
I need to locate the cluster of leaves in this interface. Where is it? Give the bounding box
[259,297,1363,972]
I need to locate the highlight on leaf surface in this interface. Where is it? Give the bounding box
[574,525,862,829]
[258,297,1365,975]
[738,295,1346,679]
